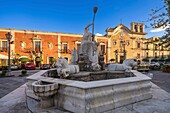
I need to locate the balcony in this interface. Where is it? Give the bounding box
[57,49,72,54]
[35,48,41,53]
[142,47,150,50]
[0,47,7,52]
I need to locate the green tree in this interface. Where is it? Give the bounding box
[146,0,170,47]
[12,53,21,64]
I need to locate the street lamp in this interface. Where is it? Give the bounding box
[114,49,118,63]
[5,32,12,76]
[121,40,129,60]
[92,6,98,41]
[120,40,126,60]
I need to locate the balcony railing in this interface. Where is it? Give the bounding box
[0,47,7,52]
[142,47,150,50]
[57,49,72,54]
[35,48,41,53]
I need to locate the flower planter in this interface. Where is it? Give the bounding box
[162,69,170,73]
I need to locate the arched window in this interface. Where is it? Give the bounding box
[134,25,138,32]
[140,25,143,32]
[155,52,157,58]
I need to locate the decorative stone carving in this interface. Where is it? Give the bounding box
[107,63,131,71]
[32,80,58,108]
[77,23,101,71]
[99,52,105,70]
[21,41,26,48]
[48,42,53,49]
[107,59,137,71]
[55,57,79,78]
[123,58,138,69]
[70,47,78,64]
[81,23,93,42]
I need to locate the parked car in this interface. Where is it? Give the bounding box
[164,61,170,66]
[149,62,160,67]
[158,61,165,66]
[40,64,50,70]
[25,63,35,70]
[11,64,19,70]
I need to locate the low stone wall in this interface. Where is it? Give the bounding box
[68,71,134,81]
[26,70,152,113]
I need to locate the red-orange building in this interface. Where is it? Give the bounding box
[0,28,108,66]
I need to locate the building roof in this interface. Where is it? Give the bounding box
[105,24,147,35]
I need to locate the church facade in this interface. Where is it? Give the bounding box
[0,22,169,66]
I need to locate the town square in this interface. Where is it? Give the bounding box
[0,0,170,113]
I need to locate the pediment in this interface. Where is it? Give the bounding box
[107,24,132,36]
[31,35,41,40]
[106,24,132,35]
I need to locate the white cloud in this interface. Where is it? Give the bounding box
[95,33,103,36]
[150,24,170,33]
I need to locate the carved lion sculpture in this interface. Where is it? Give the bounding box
[55,58,79,78]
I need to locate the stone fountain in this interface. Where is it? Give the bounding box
[26,7,152,113]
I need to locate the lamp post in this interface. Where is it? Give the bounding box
[92,6,98,41]
[123,41,127,60]
[121,40,127,60]
[6,32,12,76]
[114,50,118,63]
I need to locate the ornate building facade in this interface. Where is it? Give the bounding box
[106,22,146,62]
[106,22,170,62]
[0,22,169,66]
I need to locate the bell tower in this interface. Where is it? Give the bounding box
[130,22,144,33]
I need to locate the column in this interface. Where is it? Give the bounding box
[58,35,61,57]
[107,38,111,63]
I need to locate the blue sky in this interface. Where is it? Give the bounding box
[0,0,166,38]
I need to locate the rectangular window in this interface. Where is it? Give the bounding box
[155,52,158,58]
[63,43,68,53]
[2,41,7,51]
[137,43,140,48]
[77,43,81,51]
[137,53,140,58]
[161,53,164,58]
[146,44,149,49]
[146,52,149,57]
[155,44,158,50]
[35,41,41,52]
[101,45,105,54]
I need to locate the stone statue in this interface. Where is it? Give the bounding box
[77,22,102,71]
[70,47,78,64]
[99,51,105,70]
[90,49,101,71]
[55,57,79,78]
[123,59,138,69]
[81,22,94,42]
[107,59,137,71]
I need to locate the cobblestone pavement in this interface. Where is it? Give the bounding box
[0,76,26,98]
[0,70,39,98]
[151,70,170,93]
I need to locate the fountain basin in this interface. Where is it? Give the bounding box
[26,69,152,113]
[32,80,58,108]
[32,80,58,97]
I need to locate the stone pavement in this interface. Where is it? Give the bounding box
[0,70,40,98]
[0,83,170,113]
